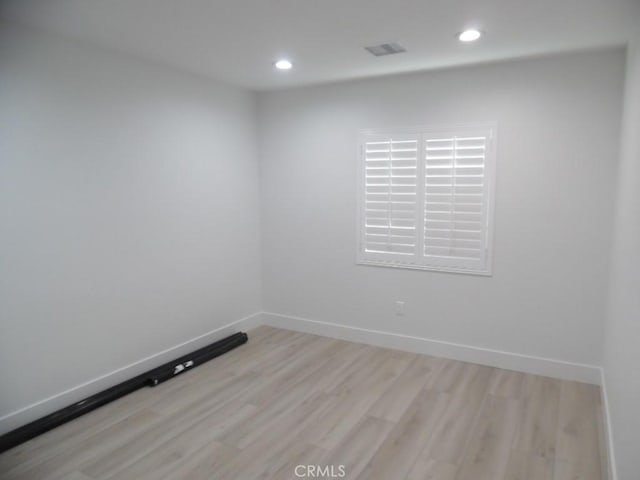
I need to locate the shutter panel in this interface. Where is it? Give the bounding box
[361,133,419,262]
[423,128,492,271]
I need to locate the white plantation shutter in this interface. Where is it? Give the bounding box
[360,134,420,264]
[423,127,493,272]
[358,124,496,275]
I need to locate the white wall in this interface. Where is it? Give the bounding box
[0,24,261,430]
[258,49,625,367]
[603,29,640,480]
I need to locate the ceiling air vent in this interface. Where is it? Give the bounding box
[364,42,407,57]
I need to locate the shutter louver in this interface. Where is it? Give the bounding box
[363,135,419,260]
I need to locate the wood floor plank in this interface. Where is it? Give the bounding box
[158,441,238,480]
[488,368,525,399]
[156,441,239,480]
[417,364,493,466]
[0,379,185,477]
[65,472,95,480]
[504,450,554,480]
[319,415,395,479]
[455,395,521,480]
[368,355,441,422]
[356,389,451,480]
[406,458,458,480]
[324,345,396,396]
[5,409,162,480]
[95,404,257,480]
[267,443,329,480]
[215,394,339,479]
[594,389,610,480]
[148,368,253,416]
[427,360,494,404]
[410,395,479,467]
[219,342,366,449]
[513,375,562,460]
[553,381,602,480]
[304,355,412,450]
[80,371,261,479]
[245,337,348,407]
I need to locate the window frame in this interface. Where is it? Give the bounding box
[356,122,497,276]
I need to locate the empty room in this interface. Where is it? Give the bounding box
[1,1,639,479]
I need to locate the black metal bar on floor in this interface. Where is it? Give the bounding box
[0,331,249,453]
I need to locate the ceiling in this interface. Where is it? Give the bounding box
[1,0,638,90]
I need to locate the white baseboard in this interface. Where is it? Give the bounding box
[0,312,261,435]
[260,312,602,385]
[599,368,618,480]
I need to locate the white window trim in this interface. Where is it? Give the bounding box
[356,122,497,276]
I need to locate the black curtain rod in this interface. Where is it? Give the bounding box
[0,331,248,453]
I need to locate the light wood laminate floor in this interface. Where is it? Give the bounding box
[0,326,608,480]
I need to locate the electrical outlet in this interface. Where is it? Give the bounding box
[395,301,405,316]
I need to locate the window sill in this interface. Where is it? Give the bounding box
[356,259,492,277]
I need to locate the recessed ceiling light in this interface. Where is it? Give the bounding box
[274,59,293,70]
[458,29,482,42]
